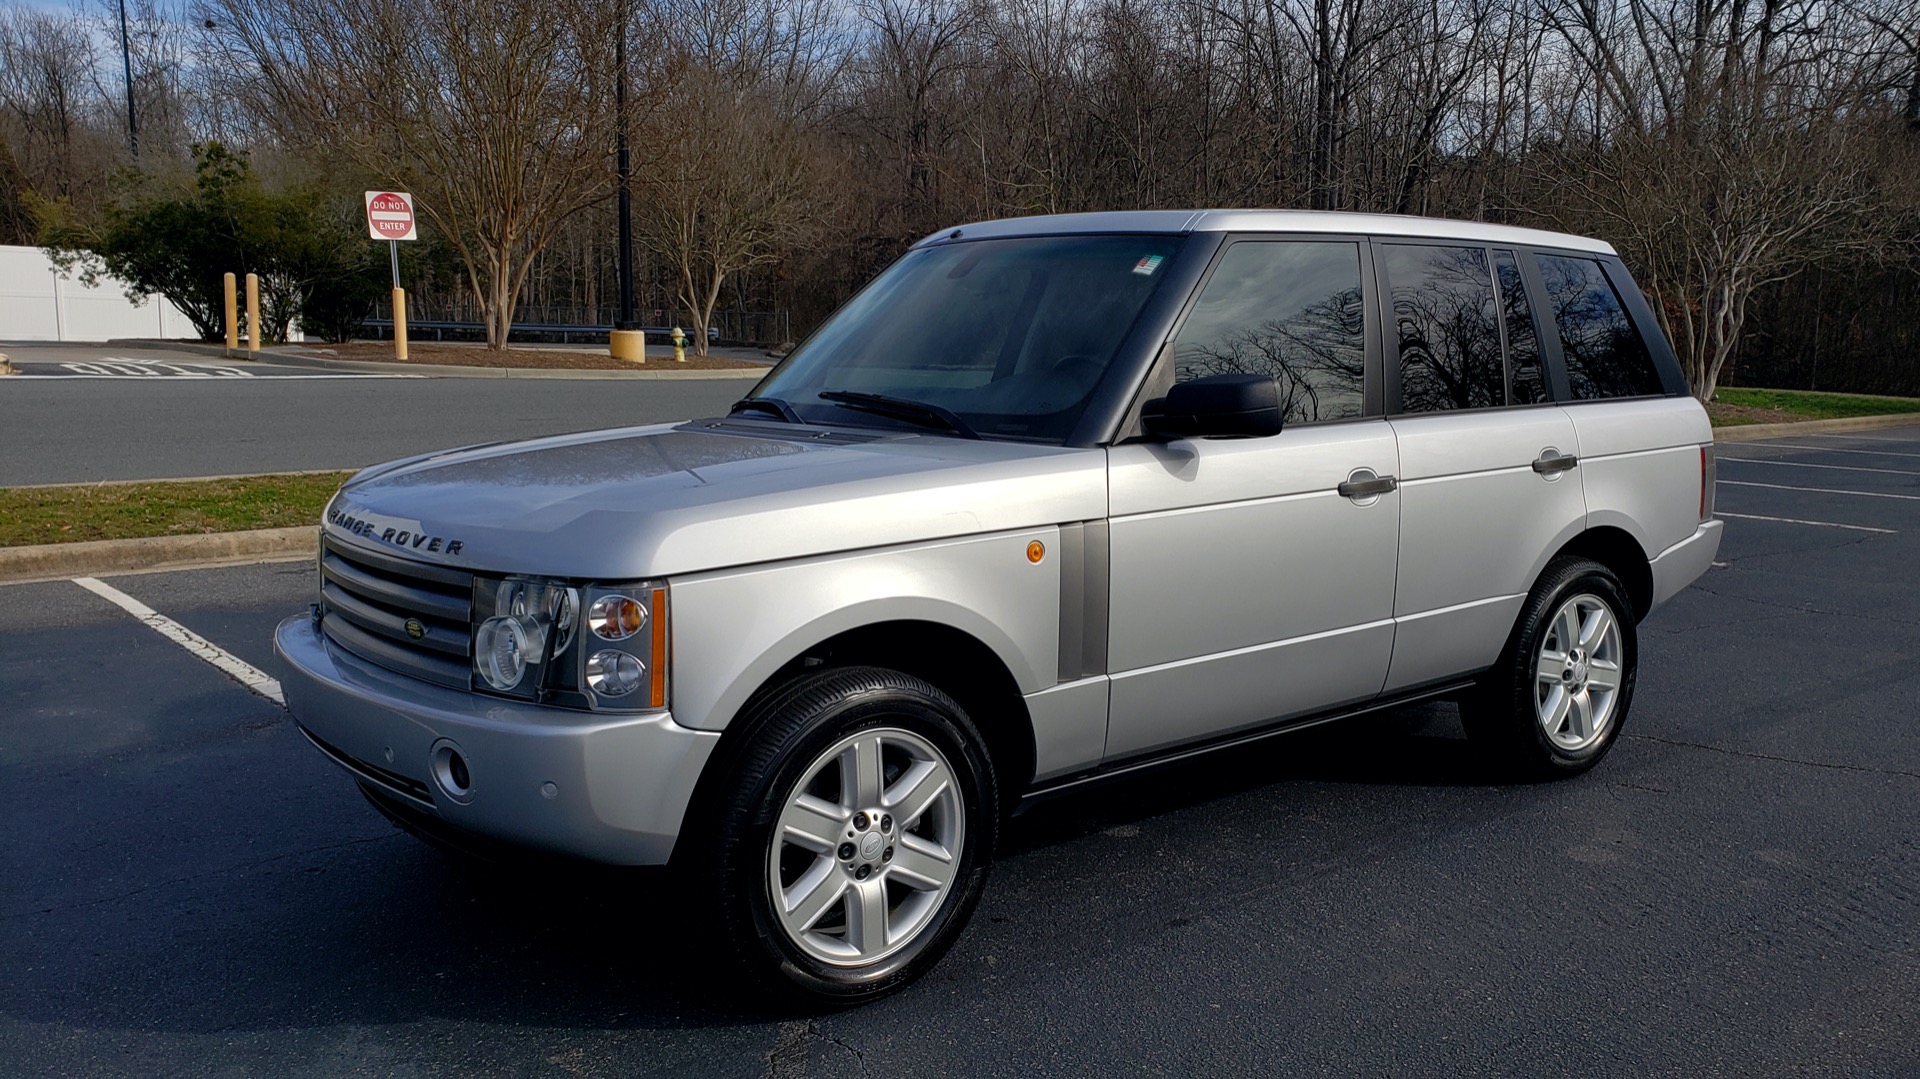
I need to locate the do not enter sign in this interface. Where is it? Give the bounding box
[364,191,417,241]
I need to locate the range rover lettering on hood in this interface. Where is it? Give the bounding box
[326,504,465,557]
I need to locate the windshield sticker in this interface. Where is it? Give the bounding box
[1132,254,1165,276]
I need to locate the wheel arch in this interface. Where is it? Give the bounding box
[1551,525,1654,621]
[675,619,1037,863]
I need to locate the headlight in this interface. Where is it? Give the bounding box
[587,594,645,640]
[585,650,644,696]
[472,577,575,694]
[470,575,667,712]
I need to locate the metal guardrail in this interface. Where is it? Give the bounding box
[356,319,721,345]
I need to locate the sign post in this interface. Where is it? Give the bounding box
[364,191,418,361]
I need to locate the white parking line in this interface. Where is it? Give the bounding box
[1806,432,1920,444]
[1741,441,1920,460]
[1718,457,1920,477]
[71,576,284,705]
[1717,479,1920,502]
[1715,512,1897,534]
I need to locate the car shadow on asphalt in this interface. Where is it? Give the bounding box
[246,703,1506,1026]
[1003,699,1515,857]
[3,700,1524,1037]
[336,700,1509,1022]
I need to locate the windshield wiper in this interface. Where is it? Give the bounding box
[818,390,981,439]
[728,396,806,424]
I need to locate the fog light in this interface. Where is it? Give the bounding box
[588,595,646,640]
[475,615,544,690]
[586,649,644,697]
[430,739,473,803]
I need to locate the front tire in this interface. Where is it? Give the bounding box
[1462,557,1638,779]
[690,666,998,1005]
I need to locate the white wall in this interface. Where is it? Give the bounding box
[0,244,200,342]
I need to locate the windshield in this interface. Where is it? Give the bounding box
[751,234,1186,443]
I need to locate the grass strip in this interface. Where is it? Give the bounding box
[0,472,351,548]
[1710,387,1920,427]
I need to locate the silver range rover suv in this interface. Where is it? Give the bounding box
[276,210,1722,1002]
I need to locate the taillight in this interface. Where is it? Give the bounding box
[1700,444,1716,520]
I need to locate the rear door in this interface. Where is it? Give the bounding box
[1531,252,1704,562]
[1379,242,1588,693]
[1104,237,1400,760]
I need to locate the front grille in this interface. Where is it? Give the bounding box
[319,536,473,689]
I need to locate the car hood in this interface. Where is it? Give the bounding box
[321,420,1107,579]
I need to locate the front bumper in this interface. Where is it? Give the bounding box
[275,614,719,865]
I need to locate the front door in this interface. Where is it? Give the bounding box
[1102,237,1400,761]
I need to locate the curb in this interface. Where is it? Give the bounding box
[1713,413,1920,442]
[104,339,767,380]
[0,526,316,585]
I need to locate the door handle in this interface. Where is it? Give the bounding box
[1532,452,1580,475]
[1338,474,1398,499]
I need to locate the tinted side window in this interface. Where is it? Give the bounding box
[1536,254,1663,400]
[1493,249,1545,404]
[1171,241,1366,425]
[1382,244,1503,413]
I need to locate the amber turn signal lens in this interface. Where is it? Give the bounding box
[649,587,669,710]
[1026,540,1045,563]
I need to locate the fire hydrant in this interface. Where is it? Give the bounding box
[670,326,687,363]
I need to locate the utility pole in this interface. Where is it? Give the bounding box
[615,0,635,333]
[606,0,643,363]
[117,0,138,157]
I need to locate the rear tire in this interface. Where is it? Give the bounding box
[687,666,998,1005]
[1461,557,1637,779]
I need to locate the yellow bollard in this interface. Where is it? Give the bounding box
[609,329,645,363]
[244,273,260,354]
[223,273,238,352]
[392,287,409,361]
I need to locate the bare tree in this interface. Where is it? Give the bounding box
[1538,0,1893,399]
[836,0,977,237]
[631,63,826,354]
[10,0,1911,381]
[207,0,624,348]
[0,7,118,215]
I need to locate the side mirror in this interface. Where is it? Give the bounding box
[1143,374,1284,439]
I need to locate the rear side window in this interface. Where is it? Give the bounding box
[1382,244,1503,413]
[1493,250,1545,405]
[1171,240,1366,425]
[1536,255,1664,400]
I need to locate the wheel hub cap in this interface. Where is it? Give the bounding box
[1534,594,1623,751]
[767,727,965,967]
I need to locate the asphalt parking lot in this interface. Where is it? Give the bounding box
[3,424,1918,1076]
